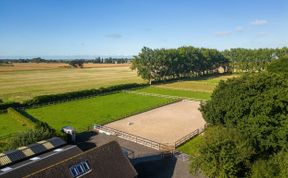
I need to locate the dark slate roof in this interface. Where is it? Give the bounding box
[0,145,82,178]
[25,141,138,178]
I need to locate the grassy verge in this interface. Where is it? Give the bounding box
[177,134,204,157]
[26,92,174,132]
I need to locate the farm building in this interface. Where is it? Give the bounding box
[0,138,137,178]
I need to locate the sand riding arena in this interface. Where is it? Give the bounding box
[94,100,206,151]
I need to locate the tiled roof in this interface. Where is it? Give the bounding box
[25,141,137,178]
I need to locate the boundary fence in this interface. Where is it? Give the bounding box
[93,125,175,152]
[93,123,207,152]
[122,90,206,101]
[175,124,207,147]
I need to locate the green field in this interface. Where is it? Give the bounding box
[26,92,174,132]
[0,113,29,138]
[0,66,144,102]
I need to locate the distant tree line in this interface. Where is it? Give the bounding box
[131,46,288,83]
[222,47,288,72]
[0,57,131,64]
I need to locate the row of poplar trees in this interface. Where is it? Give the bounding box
[131,46,288,83]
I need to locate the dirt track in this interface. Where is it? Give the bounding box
[105,100,206,144]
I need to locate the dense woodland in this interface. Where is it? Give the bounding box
[192,57,288,178]
[131,46,288,83]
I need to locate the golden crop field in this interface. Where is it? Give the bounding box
[0,63,144,102]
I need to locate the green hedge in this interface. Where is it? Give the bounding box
[0,102,20,111]
[0,83,148,110]
[7,107,35,128]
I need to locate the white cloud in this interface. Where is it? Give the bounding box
[251,19,268,26]
[214,31,231,37]
[105,33,122,39]
[235,26,244,32]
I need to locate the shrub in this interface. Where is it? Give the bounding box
[267,56,288,74]
[7,122,56,150]
[190,126,254,178]
[251,150,288,178]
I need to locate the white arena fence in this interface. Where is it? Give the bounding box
[92,123,207,152]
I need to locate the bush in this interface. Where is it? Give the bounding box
[190,126,254,178]
[251,150,288,178]
[0,102,20,111]
[7,122,56,150]
[267,56,288,74]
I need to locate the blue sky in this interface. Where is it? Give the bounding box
[0,0,287,58]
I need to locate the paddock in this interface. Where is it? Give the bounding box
[105,100,206,145]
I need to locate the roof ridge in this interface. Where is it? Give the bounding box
[23,141,119,178]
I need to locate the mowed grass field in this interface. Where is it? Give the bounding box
[130,75,239,101]
[0,113,29,138]
[155,74,239,92]
[0,63,144,102]
[133,87,211,100]
[26,92,174,132]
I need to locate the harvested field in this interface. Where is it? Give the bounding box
[0,65,143,102]
[0,63,130,72]
[105,100,206,144]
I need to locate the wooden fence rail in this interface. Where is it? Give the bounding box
[93,124,175,151]
[93,123,207,152]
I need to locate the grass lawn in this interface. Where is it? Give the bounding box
[177,134,204,157]
[0,66,144,102]
[0,113,29,139]
[133,87,211,100]
[26,92,174,132]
